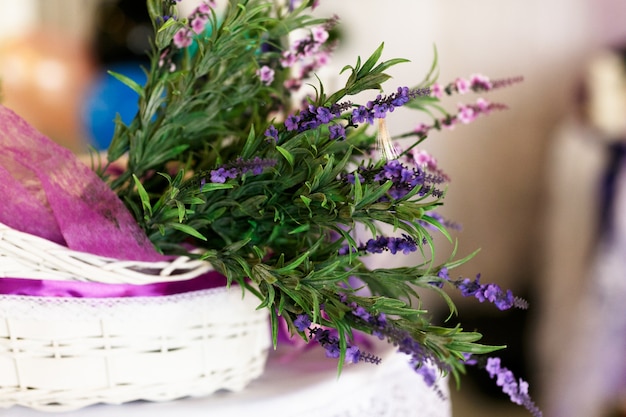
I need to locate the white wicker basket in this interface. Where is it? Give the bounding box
[0,222,271,412]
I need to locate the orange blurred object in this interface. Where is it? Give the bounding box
[0,30,96,153]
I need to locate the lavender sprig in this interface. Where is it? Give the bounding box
[484,357,543,417]
[431,74,524,97]
[351,87,431,125]
[344,159,444,201]
[294,314,382,365]
[338,234,419,256]
[206,157,277,184]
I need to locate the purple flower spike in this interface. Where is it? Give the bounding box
[453,275,527,311]
[483,357,543,417]
[208,157,276,183]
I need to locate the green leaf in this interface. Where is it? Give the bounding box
[276,145,294,166]
[158,17,177,33]
[274,251,310,273]
[132,174,152,217]
[168,222,207,241]
[289,224,310,234]
[200,183,235,192]
[358,43,385,77]
[108,70,144,97]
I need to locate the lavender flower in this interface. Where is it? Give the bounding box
[350,87,430,125]
[453,274,528,310]
[328,123,346,140]
[339,234,418,256]
[283,102,351,133]
[455,77,471,94]
[208,157,277,183]
[257,65,275,85]
[344,301,448,392]
[412,358,438,388]
[280,17,337,90]
[436,74,523,96]
[265,125,279,142]
[345,345,361,364]
[484,357,543,417]
[210,167,238,183]
[173,28,193,48]
[297,313,381,365]
[294,314,312,331]
[343,159,444,202]
[171,1,215,49]
[308,327,379,364]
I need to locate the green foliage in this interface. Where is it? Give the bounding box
[101,0,513,385]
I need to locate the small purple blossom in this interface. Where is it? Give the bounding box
[285,114,300,131]
[316,106,333,123]
[280,16,336,90]
[457,104,476,124]
[328,123,345,140]
[431,82,443,98]
[470,73,493,91]
[455,77,470,94]
[191,14,209,34]
[257,65,275,85]
[265,125,279,142]
[294,314,312,331]
[437,266,449,280]
[346,346,361,364]
[312,26,329,43]
[173,27,193,48]
[412,359,438,388]
[210,167,238,183]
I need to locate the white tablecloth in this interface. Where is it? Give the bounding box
[3,345,451,417]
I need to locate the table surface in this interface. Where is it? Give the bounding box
[3,345,452,417]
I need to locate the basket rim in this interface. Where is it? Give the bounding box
[0,222,214,285]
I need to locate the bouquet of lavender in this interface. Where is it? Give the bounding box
[86,0,538,414]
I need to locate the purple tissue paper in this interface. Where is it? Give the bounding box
[0,105,164,262]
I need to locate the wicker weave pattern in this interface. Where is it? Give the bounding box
[0,223,212,283]
[0,223,271,411]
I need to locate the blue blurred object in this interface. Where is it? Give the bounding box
[82,62,147,150]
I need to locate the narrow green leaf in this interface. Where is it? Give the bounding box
[273,251,310,273]
[289,224,310,234]
[132,174,152,217]
[276,145,294,166]
[168,222,207,240]
[358,43,385,77]
[108,70,144,97]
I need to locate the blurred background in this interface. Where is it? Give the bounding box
[1,1,625,416]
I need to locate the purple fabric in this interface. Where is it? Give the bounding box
[0,270,229,298]
[0,105,164,262]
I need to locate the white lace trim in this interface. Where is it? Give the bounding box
[0,287,256,321]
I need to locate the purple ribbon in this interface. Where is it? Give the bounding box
[0,270,229,298]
